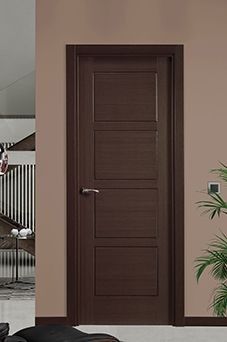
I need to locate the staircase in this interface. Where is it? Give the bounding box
[8,133,35,151]
[0,134,35,257]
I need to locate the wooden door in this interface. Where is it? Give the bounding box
[77,54,172,325]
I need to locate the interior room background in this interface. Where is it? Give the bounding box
[36,0,227,318]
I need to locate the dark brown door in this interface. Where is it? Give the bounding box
[78,55,171,324]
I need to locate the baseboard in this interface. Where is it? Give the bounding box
[35,317,70,325]
[185,317,227,326]
[36,316,227,326]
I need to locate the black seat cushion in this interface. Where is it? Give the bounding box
[14,325,119,342]
[4,337,27,342]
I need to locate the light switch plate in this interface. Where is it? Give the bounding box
[208,182,221,194]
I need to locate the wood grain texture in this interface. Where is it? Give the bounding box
[66,45,77,325]
[95,247,158,296]
[79,55,169,324]
[95,131,157,180]
[66,45,184,326]
[184,317,227,326]
[95,189,157,237]
[94,72,157,122]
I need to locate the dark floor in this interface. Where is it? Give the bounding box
[0,277,35,300]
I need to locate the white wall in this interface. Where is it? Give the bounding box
[0,72,35,116]
[0,119,35,143]
[8,151,35,165]
[0,0,35,90]
[0,0,35,117]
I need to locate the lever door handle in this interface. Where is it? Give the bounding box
[81,188,100,195]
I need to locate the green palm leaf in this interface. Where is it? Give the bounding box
[195,162,227,316]
[195,233,227,282]
[209,251,227,280]
[210,232,227,251]
[197,192,227,219]
[211,162,227,182]
[211,282,227,317]
[195,252,227,282]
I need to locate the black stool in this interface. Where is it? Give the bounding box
[1,324,120,342]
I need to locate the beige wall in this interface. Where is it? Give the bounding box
[36,0,227,317]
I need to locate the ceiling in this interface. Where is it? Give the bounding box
[0,0,35,91]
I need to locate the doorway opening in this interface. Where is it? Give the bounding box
[66,45,184,326]
[0,0,35,331]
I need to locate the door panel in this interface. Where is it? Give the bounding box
[95,131,157,179]
[95,247,158,296]
[78,55,171,324]
[94,72,157,121]
[95,189,158,238]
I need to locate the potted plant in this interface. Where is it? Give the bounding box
[195,163,227,316]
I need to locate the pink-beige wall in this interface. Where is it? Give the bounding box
[36,0,227,317]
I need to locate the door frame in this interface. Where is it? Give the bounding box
[66,45,184,326]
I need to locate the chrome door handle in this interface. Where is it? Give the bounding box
[81,188,100,195]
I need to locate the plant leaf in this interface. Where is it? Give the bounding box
[211,162,227,183]
[195,233,227,281]
[211,282,227,317]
